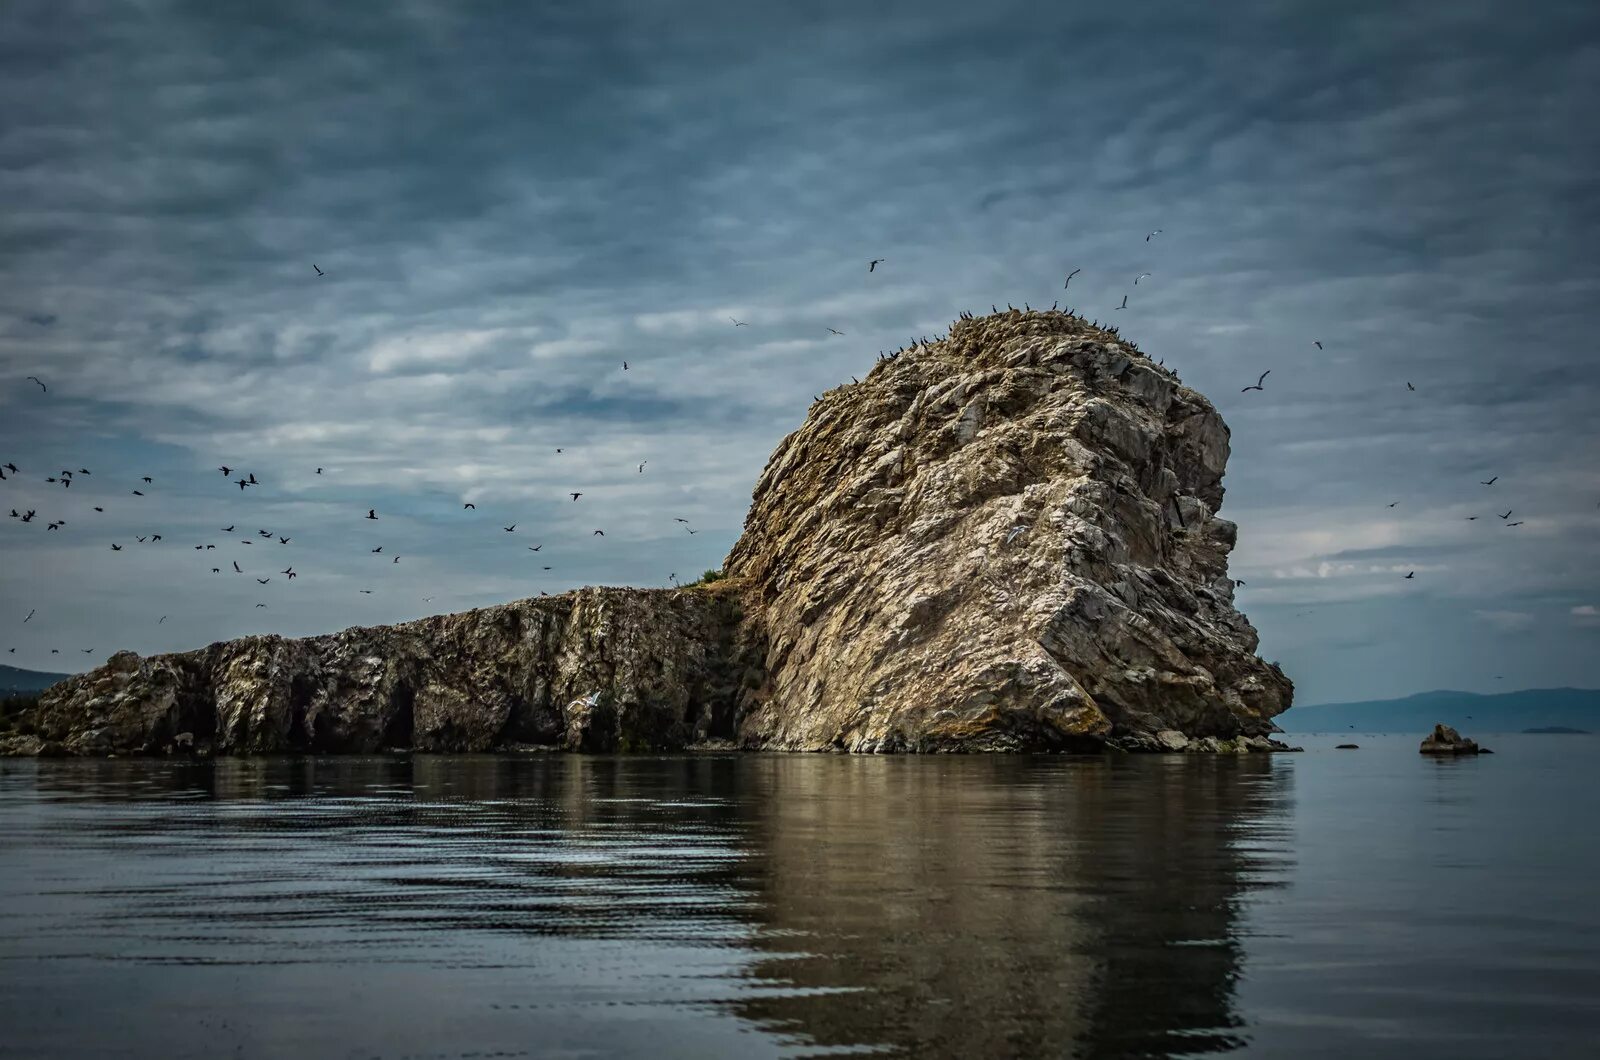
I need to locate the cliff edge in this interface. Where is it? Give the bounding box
[2,309,1291,756]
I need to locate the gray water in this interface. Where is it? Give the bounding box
[1,735,1597,1059]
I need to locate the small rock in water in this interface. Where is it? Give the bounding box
[1419,723,1480,755]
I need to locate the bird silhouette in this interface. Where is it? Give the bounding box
[827,328,844,336]
[638,462,646,473]
[1506,521,1524,527]
[463,503,475,510]
[1405,572,1415,579]
[393,556,400,564]
[730,317,748,326]
[570,492,582,501]
[366,510,377,520]
[527,545,542,551]
[869,259,884,272]
[110,544,122,551]
[283,568,295,579]
[1146,229,1163,241]
[222,526,234,532]
[1115,295,1128,310]
[1064,269,1080,289]
[503,525,516,533]
[313,264,323,276]
[26,376,46,392]
[255,603,266,608]
[1388,502,1398,508]
[132,490,144,496]
[142,476,152,484]
[316,467,323,474]
[1134,273,1151,284]
[278,537,289,544]
[232,562,241,572]
[247,473,257,485]
[1481,477,1497,486]
[1407,382,1415,391]
[371,547,383,553]
[359,590,372,594]
[1241,370,1270,392]
[622,361,629,370]
[1500,510,1513,520]
[94,507,103,513]
[593,529,605,536]
[1314,341,1323,349]
[23,609,33,623]
[218,466,231,475]
[686,528,699,535]
[256,578,270,584]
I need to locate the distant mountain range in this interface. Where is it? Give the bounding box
[1278,688,1600,733]
[0,665,74,697]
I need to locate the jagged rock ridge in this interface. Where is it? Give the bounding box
[3,309,1291,756]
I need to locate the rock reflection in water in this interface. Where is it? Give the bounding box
[0,754,1290,1059]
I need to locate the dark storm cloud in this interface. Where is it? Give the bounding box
[2,0,1598,700]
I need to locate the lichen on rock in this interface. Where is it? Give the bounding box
[2,308,1291,757]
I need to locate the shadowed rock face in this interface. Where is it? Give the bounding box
[2,309,1290,757]
[726,309,1292,751]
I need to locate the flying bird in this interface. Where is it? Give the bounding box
[1506,521,1524,527]
[463,503,475,509]
[1500,510,1513,520]
[503,525,516,533]
[278,537,289,544]
[282,568,296,579]
[371,547,383,553]
[622,361,629,370]
[393,556,400,564]
[1115,295,1128,310]
[827,328,844,336]
[730,317,748,326]
[316,468,323,474]
[247,473,257,485]
[527,545,541,551]
[221,526,234,532]
[131,490,144,496]
[869,259,884,272]
[1064,268,1080,289]
[256,604,267,608]
[158,616,167,625]
[1407,382,1415,391]
[686,528,699,535]
[26,376,46,392]
[313,264,324,277]
[235,479,248,490]
[141,476,152,484]
[1241,370,1270,392]
[1313,341,1323,349]
[570,492,582,501]
[256,578,270,584]
[219,466,231,476]
[1388,502,1398,508]
[593,529,605,536]
[1146,229,1163,241]
[359,590,373,594]
[638,462,646,474]
[110,544,122,551]
[1405,572,1415,579]
[232,561,241,573]
[1481,477,1497,486]
[1134,273,1151,284]
[366,510,377,520]
[24,609,34,623]
[1466,516,1480,520]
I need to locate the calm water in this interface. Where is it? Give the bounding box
[2,735,1597,1059]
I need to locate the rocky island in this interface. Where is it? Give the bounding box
[1,308,1293,757]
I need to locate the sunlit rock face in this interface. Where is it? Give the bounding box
[4,309,1289,757]
[724,308,1292,752]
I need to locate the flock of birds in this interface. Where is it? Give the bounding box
[2,240,1580,665]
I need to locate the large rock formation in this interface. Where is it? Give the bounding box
[2,309,1292,757]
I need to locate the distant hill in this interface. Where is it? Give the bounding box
[0,665,73,697]
[1278,688,1600,733]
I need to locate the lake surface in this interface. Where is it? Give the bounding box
[2,734,1597,1058]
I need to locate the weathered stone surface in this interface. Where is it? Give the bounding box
[2,587,756,757]
[3,309,1291,757]
[1419,723,1481,755]
[725,309,1292,752]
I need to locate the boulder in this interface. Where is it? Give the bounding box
[1419,724,1480,755]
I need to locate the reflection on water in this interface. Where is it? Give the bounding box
[3,741,1597,1058]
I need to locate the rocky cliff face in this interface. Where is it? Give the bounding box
[2,309,1291,757]
[725,309,1291,752]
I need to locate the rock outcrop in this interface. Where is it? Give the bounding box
[1419,723,1481,755]
[2,309,1292,757]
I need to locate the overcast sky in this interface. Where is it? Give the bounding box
[2,0,1597,705]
